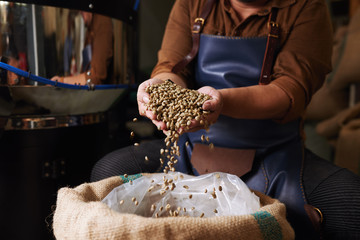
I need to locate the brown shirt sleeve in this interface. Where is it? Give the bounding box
[151,0,197,87]
[271,0,333,122]
[88,14,114,84]
[151,0,333,122]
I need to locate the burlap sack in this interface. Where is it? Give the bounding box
[315,103,360,174]
[305,25,349,121]
[334,118,360,174]
[306,7,360,121]
[305,83,349,121]
[52,175,295,240]
[329,7,360,91]
[316,102,360,141]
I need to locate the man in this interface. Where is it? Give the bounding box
[92,0,360,239]
[52,12,113,85]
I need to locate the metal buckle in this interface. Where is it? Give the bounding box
[194,17,205,25]
[268,21,279,28]
[268,33,279,38]
[267,21,279,38]
[313,207,324,223]
[86,79,95,90]
[192,18,205,33]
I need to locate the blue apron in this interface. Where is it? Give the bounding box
[175,34,316,239]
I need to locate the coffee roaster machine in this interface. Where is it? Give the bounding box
[0,1,140,239]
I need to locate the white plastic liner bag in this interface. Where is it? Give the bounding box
[102,172,260,218]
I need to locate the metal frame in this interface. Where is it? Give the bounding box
[2,112,106,130]
[5,0,139,25]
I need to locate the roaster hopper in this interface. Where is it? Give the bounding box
[0,1,139,239]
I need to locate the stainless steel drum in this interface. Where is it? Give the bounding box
[0,1,138,239]
[2,85,128,116]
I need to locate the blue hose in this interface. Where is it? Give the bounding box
[133,0,140,11]
[0,61,137,90]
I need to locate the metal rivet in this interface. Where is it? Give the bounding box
[89,3,93,9]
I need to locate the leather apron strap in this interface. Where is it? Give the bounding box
[260,9,280,85]
[172,0,280,86]
[171,0,216,74]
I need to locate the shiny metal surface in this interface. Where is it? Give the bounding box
[0,85,126,131]
[3,112,105,130]
[4,0,139,24]
[0,2,133,131]
[0,2,136,85]
[0,85,126,117]
[7,85,126,115]
[0,2,137,240]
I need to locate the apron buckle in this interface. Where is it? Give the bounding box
[268,21,279,28]
[192,18,205,33]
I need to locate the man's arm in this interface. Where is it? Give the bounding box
[219,84,290,120]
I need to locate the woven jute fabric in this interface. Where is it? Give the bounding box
[334,118,360,174]
[316,102,360,174]
[328,7,360,92]
[305,25,349,121]
[306,7,360,121]
[52,175,294,240]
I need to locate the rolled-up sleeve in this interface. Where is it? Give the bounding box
[272,0,333,122]
[151,0,196,86]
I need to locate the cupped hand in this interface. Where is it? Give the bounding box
[182,86,223,133]
[137,78,167,130]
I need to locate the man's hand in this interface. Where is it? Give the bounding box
[137,78,167,130]
[183,86,223,132]
[138,79,223,134]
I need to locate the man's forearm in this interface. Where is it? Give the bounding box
[219,83,291,120]
[152,73,291,120]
